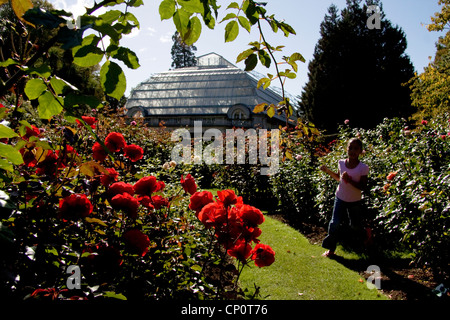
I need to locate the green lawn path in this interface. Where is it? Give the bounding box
[240,215,388,300]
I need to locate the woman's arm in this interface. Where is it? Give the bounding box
[320,165,340,182]
[345,174,368,191]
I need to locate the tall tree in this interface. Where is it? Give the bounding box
[299,0,415,132]
[408,0,450,120]
[170,31,197,69]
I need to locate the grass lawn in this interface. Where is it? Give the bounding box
[239,214,388,300]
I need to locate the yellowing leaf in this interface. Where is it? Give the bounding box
[11,0,34,26]
[80,160,108,177]
[85,217,107,227]
[253,103,267,113]
[267,105,276,118]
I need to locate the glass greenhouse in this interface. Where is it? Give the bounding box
[125,52,297,130]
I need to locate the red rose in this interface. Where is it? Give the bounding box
[22,125,41,140]
[217,189,238,207]
[239,204,265,226]
[251,243,275,267]
[137,195,154,210]
[123,229,151,257]
[92,142,108,162]
[36,150,60,176]
[110,192,140,219]
[197,202,227,228]
[227,240,252,262]
[151,195,169,210]
[123,144,144,162]
[20,145,37,167]
[100,168,119,186]
[76,116,98,129]
[189,191,214,213]
[105,132,126,152]
[59,194,93,221]
[108,182,134,197]
[181,174,197,195]
[386,171,397,181]
[133,176,159,195]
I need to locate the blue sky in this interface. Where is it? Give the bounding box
[51,0,445,97]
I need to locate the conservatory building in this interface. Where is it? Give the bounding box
[125,52,297,131]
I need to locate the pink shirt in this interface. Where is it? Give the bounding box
[335,159,369,202]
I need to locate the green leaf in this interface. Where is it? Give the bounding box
[100,60,126,100]
[227,2,240,10]
[0,142,23,165]
[183,16,202,45]
[38,91,63,119]
[64,93,102,109]
[98,10,122,25]
[178,0,204,15]
[0,124,19,139]
[0,159,13,172]
[159,0,176,20]
[290,52,306,63]
[109,46,140,69]
[26,64,52,78]
[220,12,237,23]
[50,76,78,95]
[244,53,257,71]
[257,77,270,89]
[0,58,19,67]
[72,35,104,67]
[236,48,254,63]
[258,50,271,68]
[103,291,127,300]
[22,7,65,28]
[224,20,239,42]
[173,8,191,37]
[280,22,296,36]
[238,16,251,33]
[24,78,47,100]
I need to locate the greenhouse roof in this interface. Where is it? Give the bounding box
[126,52,296,121]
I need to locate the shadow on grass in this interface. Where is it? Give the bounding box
[328,253,443,301]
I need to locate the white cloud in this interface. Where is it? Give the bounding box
[147,27,157,36]
[50,0,106,17]
[124,27,141,38]
[159,32,172,43]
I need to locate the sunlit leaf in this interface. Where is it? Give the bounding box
[159,0,176,20]
[224,20,239,42]
[24,78,47,100]
[253,103,267,113]
[37,91,63,119]
[11,0,33,25]
[0,124,19,139]
[100,60,126,100]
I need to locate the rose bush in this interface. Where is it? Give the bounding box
[0,106,276,300]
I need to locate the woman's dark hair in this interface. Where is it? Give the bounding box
[347,138,363,150]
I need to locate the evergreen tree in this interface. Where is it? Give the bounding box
[170,31,198,69]
[299,0,415,132]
